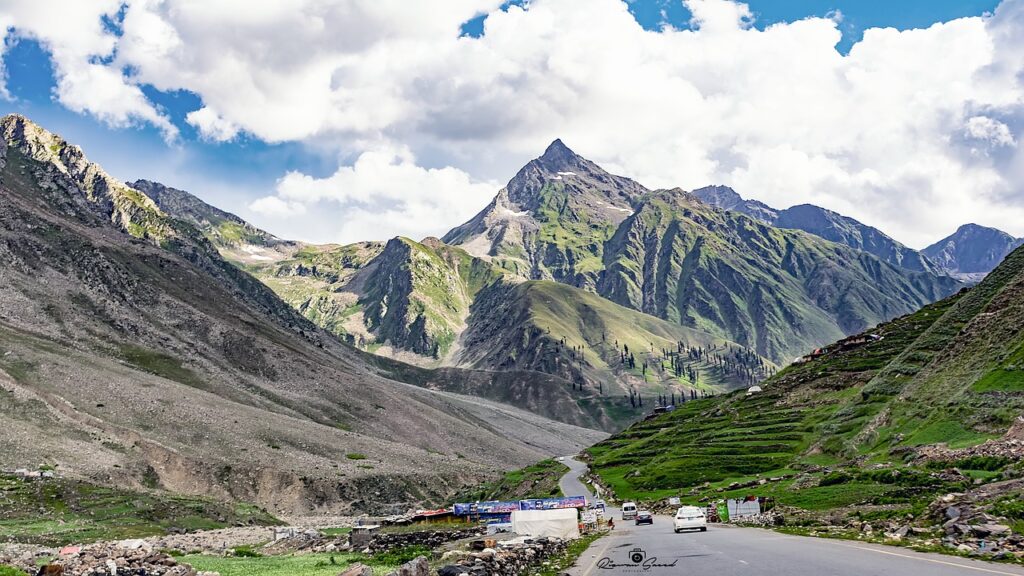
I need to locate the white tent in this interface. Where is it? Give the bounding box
[511,508,580,539]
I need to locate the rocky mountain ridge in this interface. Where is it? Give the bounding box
[140,140,963,400]
[0,114,606,515]
[923,223,1023,281]
[691,185,938,274]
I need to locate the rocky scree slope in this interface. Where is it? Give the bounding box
[0,114,604,515]
[588,241,1024,521]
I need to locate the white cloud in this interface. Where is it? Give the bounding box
[3,0,1024,245]
[249,146,499,243]
[0,0,178,140]
[186,106,239,141]
[966,115,1017,147]
[249,196,307,218]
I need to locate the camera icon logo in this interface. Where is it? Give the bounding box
[629,547,646,563]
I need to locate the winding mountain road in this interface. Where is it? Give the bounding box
[560,458,1024,576]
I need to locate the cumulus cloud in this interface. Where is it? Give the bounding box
[249,146,499,243]
[0,0,178,140]
[3,0,1024,245]
[966,115,1017,147]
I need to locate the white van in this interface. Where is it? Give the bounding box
[621,502,637,520]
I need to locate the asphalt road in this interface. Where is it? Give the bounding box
[559,456,597,501]
[560,457,1024,576]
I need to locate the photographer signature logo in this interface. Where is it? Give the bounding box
[597,547,678,571]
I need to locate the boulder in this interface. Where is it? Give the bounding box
[338,563,374,576]
[386,555,429,576]
[971,524,1010,538]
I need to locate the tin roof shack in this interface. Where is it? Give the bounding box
[511,508,580,539]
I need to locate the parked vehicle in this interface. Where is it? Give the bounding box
[621,502,637,520]
[635,510,654,525]
[674,506,708,532]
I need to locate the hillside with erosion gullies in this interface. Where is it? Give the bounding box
[0,114,608,519]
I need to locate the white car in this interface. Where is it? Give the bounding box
[673,506,707,532]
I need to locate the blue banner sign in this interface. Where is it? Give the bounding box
[454,496,587,516]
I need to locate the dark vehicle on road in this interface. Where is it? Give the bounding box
[635,510,653,525]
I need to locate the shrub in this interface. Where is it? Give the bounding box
[230,545,262,558]
[818,472,853,487]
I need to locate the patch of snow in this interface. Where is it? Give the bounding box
[557,171,577,176]
[240,244,273,260]
[497,206,529,218]
[608,205,633,213]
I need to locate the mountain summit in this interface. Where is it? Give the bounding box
[535,138,579,170]
[923,223,1023,280]
[444,140,646,287]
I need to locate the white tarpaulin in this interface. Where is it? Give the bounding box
[511,508,580,539]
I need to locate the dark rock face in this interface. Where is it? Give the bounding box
[923,223,1023,277]
[131,179,285,249]
[773,204,936,273]
[691,185,778,223]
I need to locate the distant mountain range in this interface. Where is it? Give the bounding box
[923,223,1024,282]
[140,140,964,391]
[4,114,1021,518]
[691,185,1021,281]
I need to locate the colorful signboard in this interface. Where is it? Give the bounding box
[519,496,587,510]
[454,496,587,516]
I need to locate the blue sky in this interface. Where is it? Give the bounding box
[0,0,1019,246]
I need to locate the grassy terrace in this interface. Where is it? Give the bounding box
[181,547,429,576]
[0,474,279,546]
[586,290,976,505]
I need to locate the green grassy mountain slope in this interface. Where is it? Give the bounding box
[459,280,774,398]
[0,114,605,515]
[359,237,504,357]
[597,189,961,364]
[443,139,647,289]
[124,183,719,429]
[588,243,1024,519]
